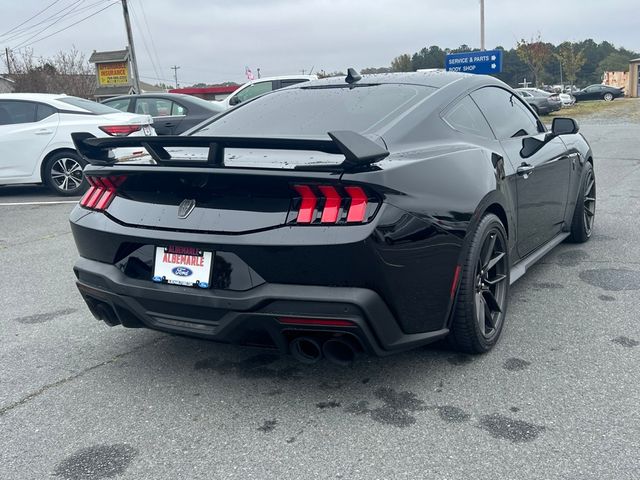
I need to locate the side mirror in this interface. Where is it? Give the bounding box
[228,96,241,106]
[551,117,579,136]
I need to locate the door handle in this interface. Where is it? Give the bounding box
[35,129,53,135]
[163,122,174,127]
[517,163,535,176]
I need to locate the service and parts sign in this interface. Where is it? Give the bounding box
[153,246,213,288]
[97,61,129,86]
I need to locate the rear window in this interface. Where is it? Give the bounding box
[193,84,435,137]
[57,96,120,114]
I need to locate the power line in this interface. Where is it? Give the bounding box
[2,0,87,43]
[137,0,167,84]
[128,0,164,86]
[13,2,119,50]
[11,0,87,49]
[0,0,63,38]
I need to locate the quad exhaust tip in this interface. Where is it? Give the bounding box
[322,337,357,366]
[289,337,322,364]
[289,336,359,366]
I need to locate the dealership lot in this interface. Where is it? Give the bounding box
[1,113,639,479]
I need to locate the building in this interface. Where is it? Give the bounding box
[168,85,239,101]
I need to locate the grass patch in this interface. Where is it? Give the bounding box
[541,98,639,120]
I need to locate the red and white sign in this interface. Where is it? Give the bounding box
[153,245,213,287]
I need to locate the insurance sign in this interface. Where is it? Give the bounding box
[97,61,129,86]
[445,50,503,75]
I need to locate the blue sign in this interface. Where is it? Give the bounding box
[445,49,503,75]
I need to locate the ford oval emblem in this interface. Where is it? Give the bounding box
[172,266,193,277]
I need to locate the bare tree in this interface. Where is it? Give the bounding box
[516,34,552,87]
[4,47,95,98]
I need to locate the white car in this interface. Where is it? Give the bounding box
[213,75,317,109]
[0,93,155,196]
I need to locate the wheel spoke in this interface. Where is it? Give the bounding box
[585,206,595,217]
[67,175,81,188]
[483,289,502,314]
[68,163,82,174]
[475,291,486,336]
[584,196,595,203]
[481,233,496,268]
[50,172,66,179]
[485,273,506,286]
[61,176,69,190]
[484,299,495,329]
[585,178,595,195]
[485,252,505,272]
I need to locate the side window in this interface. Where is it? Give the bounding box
[0,101,37,125]
[443,95,494,139]
[171,102,187,116]
[136,98,173,117]
[235,81,274,103]
[103,99,131,112]
[470,87,540,139]
[279,79,308,88]
[36,104,56,121]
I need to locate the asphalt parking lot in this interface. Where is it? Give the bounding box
[1,108,639,479]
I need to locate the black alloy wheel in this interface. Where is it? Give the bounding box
[569,161,596,242]
[449,214,510,353]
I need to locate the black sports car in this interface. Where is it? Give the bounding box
[70,71,596,364]
[572,84,624,102]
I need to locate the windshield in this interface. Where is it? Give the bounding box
[192,84,435,137]
[57,96,121,115]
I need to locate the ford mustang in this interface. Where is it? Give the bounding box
[69,70,596,365]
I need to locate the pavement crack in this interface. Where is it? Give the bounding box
[0,337,165,417]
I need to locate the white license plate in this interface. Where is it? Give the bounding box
[152,246,213,288]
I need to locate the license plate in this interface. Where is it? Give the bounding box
[152,246,213,288]
[143,125,153,136]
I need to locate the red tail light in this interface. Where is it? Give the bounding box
[291,184,373,225]
[278,317,355,327]
[99,125,142,136]
[80,175,127,211]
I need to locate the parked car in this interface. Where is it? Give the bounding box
[0,93,154,195]
[70,71,595,363]
[213,75,317,109]
[102,93,224,135]
[573,84,625,102]
[515,88,563,115]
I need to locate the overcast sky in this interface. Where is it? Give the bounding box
[1,0,638,86]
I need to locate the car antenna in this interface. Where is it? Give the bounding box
[345,68,362,84]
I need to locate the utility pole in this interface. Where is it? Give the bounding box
[171,65,180,88]
[256,68,261,79]
[121,0,141,93]
[480,0,485,51]
[5,48,11,74]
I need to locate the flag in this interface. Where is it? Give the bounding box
[245,66,255,81]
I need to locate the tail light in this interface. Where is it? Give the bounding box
[80,175,127,211]
[99,125,142,136]
[291,184,375,225]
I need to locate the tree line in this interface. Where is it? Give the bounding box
[385,38,638,87]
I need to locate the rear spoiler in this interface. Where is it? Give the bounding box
[71,131,389,173]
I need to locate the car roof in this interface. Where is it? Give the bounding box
[299,71,504,91]
[0,93,67,101]
[0,93,93,112]
[246,74,317,82]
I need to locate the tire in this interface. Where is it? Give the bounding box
[449,214,510,354]
[43,150,88,196]
[603,92,614,102]
[568,161,596,243]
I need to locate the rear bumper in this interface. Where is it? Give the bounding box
[74,257,449,356]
